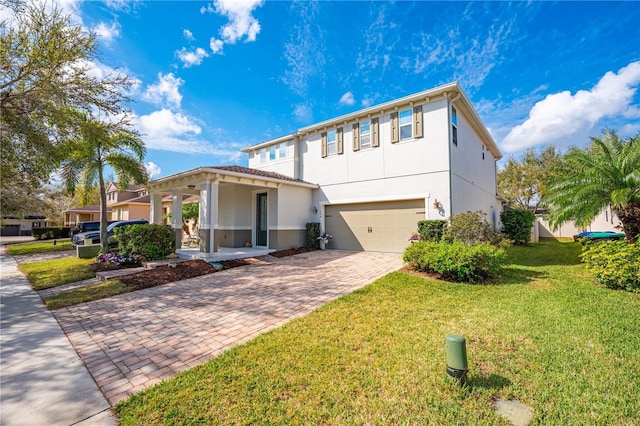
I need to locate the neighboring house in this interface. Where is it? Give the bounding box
[64,184,197,226]
[533,206,622,240]
[149,82,503,257]
[0,215,49,236]
[63,205,110,227]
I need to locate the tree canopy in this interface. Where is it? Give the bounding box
[546,129,640,242]
[61,111,147,252]
[1,0,134,213]
[497,146,563,211]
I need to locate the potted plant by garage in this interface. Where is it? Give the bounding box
[317,233,333,249]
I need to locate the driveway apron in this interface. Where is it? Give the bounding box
[0,247,114,426]
[53,250,402,404]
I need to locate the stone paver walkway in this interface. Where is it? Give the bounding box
[54,250,402,404]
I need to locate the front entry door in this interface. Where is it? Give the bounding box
[256,192,268,246]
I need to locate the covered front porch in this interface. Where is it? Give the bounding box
[148,166,318,260]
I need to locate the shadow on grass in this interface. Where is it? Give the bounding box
[497,266,546,285]
[467,373,512,391]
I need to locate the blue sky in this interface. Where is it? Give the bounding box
[27,1,640,178]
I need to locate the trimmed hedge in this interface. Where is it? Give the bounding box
[306,222,321,249]
[580,241,640,292]
[403,240,507,283]
[500,209,536,245]
[417,220,447,242]
[114,224,174,260]
[32,227,71,240]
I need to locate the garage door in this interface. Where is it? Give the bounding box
[325,200,426,252]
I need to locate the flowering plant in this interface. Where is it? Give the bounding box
[408,233,423,242]
[317,233,333,241]
[95,252,136,265]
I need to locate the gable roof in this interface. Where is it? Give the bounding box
[148,166,318,193]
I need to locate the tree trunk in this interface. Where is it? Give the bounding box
[98,166,109,253]
[614,202,640,243]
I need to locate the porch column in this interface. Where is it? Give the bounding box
[199,179,219,254]
[211,180,219,254]
[198,180,212,253]
[171,189,183,249]
[150,192,163,224]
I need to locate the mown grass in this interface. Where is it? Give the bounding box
[44,280,134,310]
[7,240,73,255]
[115,240,640,424]
[19,258,95,290]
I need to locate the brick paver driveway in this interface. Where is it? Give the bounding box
[54,250,402,404]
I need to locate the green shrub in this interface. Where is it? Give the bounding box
[417,220,447,242]
[580,241,640,292]
[306,222,321,249]
[442,211,508,247]
[115,224,174,260]
[500,209,536,245]
[32,227,71,240]
[403,240,507,283]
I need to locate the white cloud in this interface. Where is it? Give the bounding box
[502,61,640,153]
[292,103,313,123]
[138,109,201,138]
[134,109,244,158]
[93,21,120,45]
[339,91,355,106]
[175,47,208,68]
[183,29,195,41]
[144,162,162,179]
[142,73,184,109]
[200,3,215,14]
[210,37,224,54]
[213,0,263,43]
[282,1,325,98]
[200,0,263,55]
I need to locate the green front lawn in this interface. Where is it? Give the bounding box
[19,258,95,290]
[7,240,73,255]
[116,240,640,424]
[44,280,134,310]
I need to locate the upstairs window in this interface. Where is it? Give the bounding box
[278,142,287,159]
[360,120,371,149]
[107,192,116,201]
[452,106,458,146]
[269,145,276,160]
[327,129,337,156]
[399,109,412,140]
[259,148,267,163]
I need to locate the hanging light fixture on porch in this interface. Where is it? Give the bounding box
[187,184,196,189]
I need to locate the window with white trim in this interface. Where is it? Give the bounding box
[360,120,371,149]
[327,129,337,156]
[278,142,286,159]
[107,192,116,201]
[259,148,267,163]
[269,145,276,160]
[451,106,458,146]
[399,109,412,140]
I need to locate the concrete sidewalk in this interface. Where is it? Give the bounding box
[0,247,114,426]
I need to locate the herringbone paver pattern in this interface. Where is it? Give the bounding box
[54,250,402,404]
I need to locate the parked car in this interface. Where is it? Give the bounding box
[73,220,149,246]
[573,231,625,242]
[70,220,117,240]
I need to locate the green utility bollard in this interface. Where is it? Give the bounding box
[446,334,468,383]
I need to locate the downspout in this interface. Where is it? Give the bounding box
[447,91,461,218]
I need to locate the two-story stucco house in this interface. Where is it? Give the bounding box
[148,82,503,257]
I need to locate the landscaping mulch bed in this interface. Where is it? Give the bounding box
[104,247,316,291]
[117,259,248,290]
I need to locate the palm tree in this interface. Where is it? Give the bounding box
[546,129,640,242]
[61,112,147,252]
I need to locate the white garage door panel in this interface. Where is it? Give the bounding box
[325,200,426,252]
